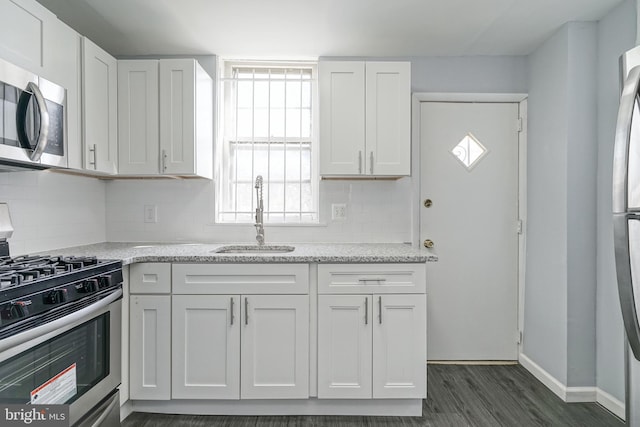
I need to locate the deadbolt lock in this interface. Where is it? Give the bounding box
[423,199,432,208]
[423,239,434,249]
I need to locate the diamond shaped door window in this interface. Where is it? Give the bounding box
[451,133,488,171]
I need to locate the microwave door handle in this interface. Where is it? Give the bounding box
[613,65,640,213]
[25,82,50,162]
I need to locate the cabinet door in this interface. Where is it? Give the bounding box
[0,0,53,75]
[319,61,365,176]
[241,295,309,399]
[129,295,171,400]
[172,295,240,399]
[373,294,426,398]
[160,59,196,175]
[317,295,372,398]
[45,20,82,170]
[365,62,411,176]
[82,37,118,174]
[118,60,160,175]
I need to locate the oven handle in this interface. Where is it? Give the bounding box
[0,288,122,354]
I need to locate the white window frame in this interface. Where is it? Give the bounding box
[215,60,319,224]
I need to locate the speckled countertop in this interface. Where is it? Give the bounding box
[39,242,437,265]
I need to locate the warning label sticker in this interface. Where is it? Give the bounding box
[30,363,77,405]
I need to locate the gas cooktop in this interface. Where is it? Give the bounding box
[0,255,123,334]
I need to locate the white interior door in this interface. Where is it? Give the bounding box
[420,101,519,360]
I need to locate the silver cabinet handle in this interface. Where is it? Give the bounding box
[230,297,234,326]
[244,297,249,325]
[162,149,167,172]
[365,298,368,325]
[358,151,362,174]
[18,82,50,162]
[89,144,97,169]
[370,152,374,174]
[358,278,387,283]
[378,296,382,324]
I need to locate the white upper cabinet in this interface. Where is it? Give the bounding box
[118,59,213,178]
[82,37,118,174]
[118,60,160,175]
[319,61,410,177]
[319,62,365,175]
[0,0,54,75]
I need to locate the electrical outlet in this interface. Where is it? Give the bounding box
[144,205,158,223]
[331,203,347,221]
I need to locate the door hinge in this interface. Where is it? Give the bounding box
[517,330,523,345]
[516,219,523,234]
[517,117,523,133]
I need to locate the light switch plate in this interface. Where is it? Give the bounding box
[144,205,158,223]
[331,203,347,221]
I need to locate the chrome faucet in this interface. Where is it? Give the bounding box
[254,175,265,246]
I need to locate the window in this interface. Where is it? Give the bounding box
[217,61,319,223]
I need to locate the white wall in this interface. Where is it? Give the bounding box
[1,171,107,255]
[596,0,636,404]
[105,56,528,243]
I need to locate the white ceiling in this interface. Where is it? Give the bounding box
[36,0,624,58]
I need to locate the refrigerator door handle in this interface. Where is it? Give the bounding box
[614,212,640,360]
[613,65,640,213]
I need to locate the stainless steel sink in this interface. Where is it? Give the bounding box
[213,245,295,254]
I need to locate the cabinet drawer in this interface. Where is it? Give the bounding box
[172,264,309,294]
[318,264,426,294]
[130,263,171,294]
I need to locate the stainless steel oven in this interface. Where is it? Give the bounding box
[0,257,122,426]
[0,57,67,171]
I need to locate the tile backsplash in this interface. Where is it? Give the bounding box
[1,171,414,255]
[0,171,107,256]
[106,178,414,244]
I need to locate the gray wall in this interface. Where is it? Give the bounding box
[525,0,636,400]
[524,24,570,384]
[596,0,636,402]
[566,22,598,388]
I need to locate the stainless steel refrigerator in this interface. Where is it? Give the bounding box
[613,44,640,426]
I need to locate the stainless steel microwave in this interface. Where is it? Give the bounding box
[0,58,67,170]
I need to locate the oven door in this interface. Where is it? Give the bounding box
[0,289,122,426]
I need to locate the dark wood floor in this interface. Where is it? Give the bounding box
[122,364,623,426]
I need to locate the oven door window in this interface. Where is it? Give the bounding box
[0,313,109,404]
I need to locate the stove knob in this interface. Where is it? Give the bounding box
[43,289,68,305]
[10,301,30,318]
[98,275,113,289]
[78,279,98,293]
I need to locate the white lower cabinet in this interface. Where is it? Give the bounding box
[372,294,427,398]
[241,295,309,399]
[172,295,240,399]
[171,294,309,400]
[317,295,372,398]
[129,295,171,400]
[318,294,425,399]
[317,263,427,400]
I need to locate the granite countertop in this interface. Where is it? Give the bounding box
[40,242,437,265]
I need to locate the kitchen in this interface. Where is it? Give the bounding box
[0,0,636,425]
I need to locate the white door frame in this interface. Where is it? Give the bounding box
[411,92,528,356]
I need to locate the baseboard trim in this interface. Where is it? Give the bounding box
[596,388,626,420]
[120,400,134,422]
[519,353,625,420]
[519,353,569,400]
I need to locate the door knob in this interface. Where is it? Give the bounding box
[423,239,434,249]
[423,199,432,208]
